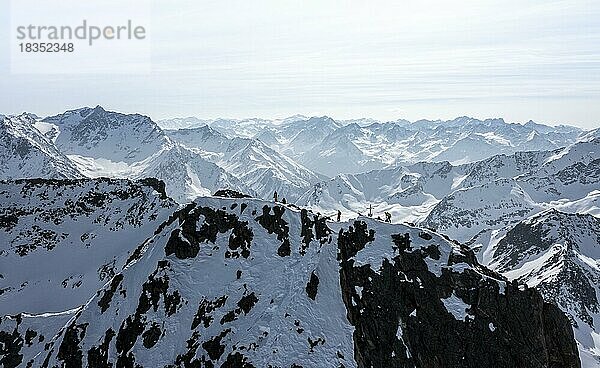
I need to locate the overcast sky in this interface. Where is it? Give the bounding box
[1,0,599,128]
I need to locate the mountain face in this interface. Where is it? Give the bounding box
[518,138,600,203]
[421,178,540,242]
[0,180,580,367]
[44,106,169,164]
[296,124,386,177]
[0,114,83,180]
[34,107,251,203]
[421,138,600,243]
[485,210,600,366]
[283,116,341,154]
[139,144,253,203]
[0,178,177,316]
[166,126,324,202]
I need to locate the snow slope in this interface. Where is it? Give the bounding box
[0,178,176,315]
[0,114,82,180]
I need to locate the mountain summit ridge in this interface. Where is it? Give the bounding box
[0,178,581,368]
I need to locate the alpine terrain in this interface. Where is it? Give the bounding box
[0,181,581,367]
[0,106,598,367]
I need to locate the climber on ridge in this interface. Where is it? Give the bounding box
[273,191,278,202]
[337,210,341,222]
[385,211,392,223]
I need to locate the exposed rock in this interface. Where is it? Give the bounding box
[256,205,291,257]
[306,272,319,301]
[213,189,252,198]
[338,220,580,368]
[57,322,88,368]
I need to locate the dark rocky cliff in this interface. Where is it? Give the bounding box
[338,220,580,368]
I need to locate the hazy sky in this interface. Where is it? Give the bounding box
[1,0,600,128]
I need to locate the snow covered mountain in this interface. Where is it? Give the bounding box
[0,114,82,180]
[44,106,169,164]
[422,178,541,241]
[0,181,580,367]
[28,107,250,203]
[295,123,386,176]
[14,107,325,203]
[518,138,600,203]
[423,139,600,242]
[0,178,177,316]
[157,117,212,130]
[205,115,311,139]
[166,125,324,202]
[3,107,585,205]
[139,144,252,203]
[483,210,600,366]
[297,166,439,223]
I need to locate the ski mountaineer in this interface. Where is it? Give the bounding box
[337,210,341,222]
[273,191,278,202]
[385,211,392,223]
[368,204,373,217]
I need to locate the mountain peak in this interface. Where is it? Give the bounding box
[343,122,361,130]
[306,115,338,126]
[14,112,40,121]
[43,107,168,164]
[0,112,41,133]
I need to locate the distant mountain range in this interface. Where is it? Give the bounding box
[160,114,583,176]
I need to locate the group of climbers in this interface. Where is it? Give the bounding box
[272,192,391,224]
[367,204,392,222]
[273,191,287,204]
